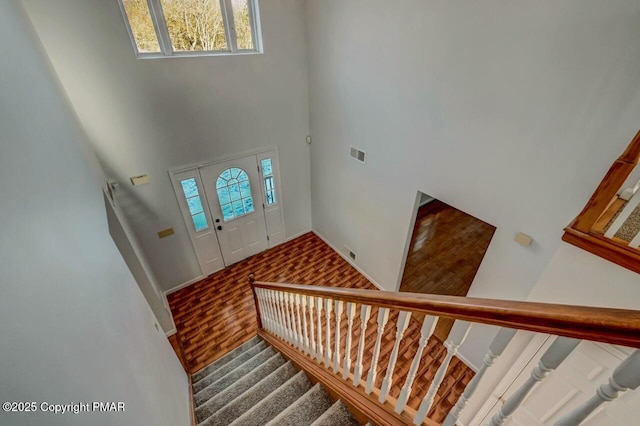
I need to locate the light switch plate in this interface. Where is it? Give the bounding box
[514,232,532,247]
[130,174,149,186]
[157,228,174,238]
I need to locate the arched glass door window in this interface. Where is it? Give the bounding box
[216,167,255,221]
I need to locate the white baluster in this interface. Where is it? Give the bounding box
[272,290,284,338]
[294,294,303,351]
[269,290,280,337]
[396,315,439,413]
[486,337,581,426]
[324,298,333,367]
[342,302,357,380]
[308,295,317,359]
[354,304,372,387]
[316,297,324,361]
[380,310,412,403]
[300,295,310,356]
[264,289,275,333]
[280,291,293,343]
[333,300,344,374]
[365,307,390,394]
[289,292,300,348]
[256,289,268,330]
[443,328,517,426]
[414,321,472,425]
[555,350,640,426]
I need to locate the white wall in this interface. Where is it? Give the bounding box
[306,0,640,366]
[106,194,175,333]
[0,1,189,424]
[21,0,312,291]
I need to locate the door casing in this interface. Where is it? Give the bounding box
[169,147,286,276]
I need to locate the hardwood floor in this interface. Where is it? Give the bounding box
[400,199,496,341]
[168,231,474,423]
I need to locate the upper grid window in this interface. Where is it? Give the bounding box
[216,168,255,221]
[119,0,262,57]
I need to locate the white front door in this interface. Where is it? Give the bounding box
[199,155,269,266]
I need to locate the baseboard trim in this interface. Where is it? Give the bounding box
[285,228,312,243]
[165,274,206,296]
[188,372,196,426]
[311,229,387,291]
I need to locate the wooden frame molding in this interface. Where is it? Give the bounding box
[563,130,640,273]
[259,330,438,426]
[252,281,640,348]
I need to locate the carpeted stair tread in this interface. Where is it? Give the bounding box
[192,336,261,383]
[193,341,267,393]
[229,370,313,426]
[311,401,359,426]
[196,353,286,424]
[194,346,277,407]
[264,383,334,426]
[202,361,299,425]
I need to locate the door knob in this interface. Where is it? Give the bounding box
[217,226,222,231]
[215,218,220,223]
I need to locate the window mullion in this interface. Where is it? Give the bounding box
[147,0,173,55]
[221,0,238,53]
[247,0,261,52]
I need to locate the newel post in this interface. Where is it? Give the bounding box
[248,274,263,330]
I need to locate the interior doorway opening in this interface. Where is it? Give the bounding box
[399,192,496,342]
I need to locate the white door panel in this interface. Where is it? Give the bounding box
[257,152,285,247]
[171,170,224,276]
[200,155,268,266]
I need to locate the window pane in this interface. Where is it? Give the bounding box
[221,203,234,221]
[181,178,199,198]
[122,0,161,53]
[238,170,248,181]
[267,190,276,205]
[261,158,272,175]
[192,212,208,231]
[217,187,230,204]
[232,200,244,216]
[161,0,228,52]
[230,168,241,178]
[232,0,253,50]
[229,183,241,201]
[187,196,204,215]
[243,197,254,213]
[264,176,273,191]
[239,181,251,198]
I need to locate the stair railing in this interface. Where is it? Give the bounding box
[563,129,640,274]
[249,276,640,426]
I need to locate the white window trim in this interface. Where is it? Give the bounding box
[117,0,263,59]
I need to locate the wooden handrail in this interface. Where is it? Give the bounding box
[562,130,640,274]
[251,280,640,348]
[571,129,640,233]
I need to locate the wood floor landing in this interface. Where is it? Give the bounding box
[168,232,474,423]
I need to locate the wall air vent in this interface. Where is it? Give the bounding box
[350,146,366,164]
[345,245,357,261]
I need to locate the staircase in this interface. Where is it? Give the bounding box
[192,336,359,426]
